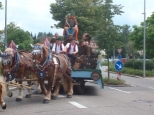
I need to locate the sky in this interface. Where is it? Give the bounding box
[0,0,153,36]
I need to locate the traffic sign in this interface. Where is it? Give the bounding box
[117,48,122,54]
[117,54,122,59]
[114,61,124,71]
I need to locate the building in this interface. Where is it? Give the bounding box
[0,31,4,43]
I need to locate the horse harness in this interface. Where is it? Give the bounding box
[1,51,33,81]
[31,45,72,89]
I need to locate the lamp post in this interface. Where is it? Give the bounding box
[143,0,146,77]
[5,0,7,48]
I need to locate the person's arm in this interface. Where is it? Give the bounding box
[52,43,56,53]
[65,43,70,53]
[61,44,66,52]
[86,46,91,56]
[73,45,78,54]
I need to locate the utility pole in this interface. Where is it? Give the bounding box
[5,0,7,49]
[143,0,146,77]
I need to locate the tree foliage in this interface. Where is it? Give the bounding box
[50,0,124,54]
[129,12,154,58]
[7,22,33,51]
[0,2,3,9]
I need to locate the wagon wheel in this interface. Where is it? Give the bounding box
[74,79,85,95]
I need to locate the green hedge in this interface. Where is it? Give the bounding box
[109,66,153,77]
[124,59,154,70]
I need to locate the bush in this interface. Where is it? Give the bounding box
[133,60,143,70]
[146,60,153,70]
[124,59,135,68]
[109,65,153,77]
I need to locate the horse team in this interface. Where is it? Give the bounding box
[0,38,77,110]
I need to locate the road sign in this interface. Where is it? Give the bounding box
[117,54,122,59]
[117,48,122,54]
[114,61,124,71]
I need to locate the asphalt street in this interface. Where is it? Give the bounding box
[0,66,154,115]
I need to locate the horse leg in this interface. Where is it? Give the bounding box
[44,78,52,103]
[16,80,23,101]
[0,84,6,109]
[36,82,42,94]
[63,76,73,98]
[25,79,32,98]
[39,79,50,104]
[51,79,60,100]
[31,73,41,94]
[0,96,6,110]
[6,84,13,98]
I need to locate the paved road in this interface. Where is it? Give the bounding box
[1,67,154,115]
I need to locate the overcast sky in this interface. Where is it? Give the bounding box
[0,0,153,36]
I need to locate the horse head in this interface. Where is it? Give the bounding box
[31,43,49,69]
[0,48,15,78]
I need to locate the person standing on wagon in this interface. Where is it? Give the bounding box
[65,39,78,67]
[52,38,65,54]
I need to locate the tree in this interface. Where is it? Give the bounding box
[50,0,106,37]
[96,0,124,53]
[7,22,20,34]
[0,2,3,9]
[129,12,154,58]
[7,22,33,50]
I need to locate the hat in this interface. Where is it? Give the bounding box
[70,38,76,41]
[55,38,61,41]
[79,40,85,45]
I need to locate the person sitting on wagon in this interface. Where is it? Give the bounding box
[82,33,92,46]
[64,13,78,38]
[65,39,78,67]
[52,38,65,54]
[78,40,91,56]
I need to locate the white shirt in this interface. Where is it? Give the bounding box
[66,43,78,54]
[52,43,65,54]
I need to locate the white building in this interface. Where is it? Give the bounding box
[0,31,4,43]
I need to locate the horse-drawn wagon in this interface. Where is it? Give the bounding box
[71,53,104,95]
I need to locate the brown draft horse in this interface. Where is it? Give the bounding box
[31,43,73,104]
[0,76,6,110]
[0,48,40,101]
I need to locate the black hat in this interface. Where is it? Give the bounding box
[55,38,61,41]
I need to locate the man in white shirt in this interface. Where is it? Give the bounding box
[65,39,78,67]
[52,38,65,54]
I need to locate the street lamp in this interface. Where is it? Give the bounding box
[5,0,7,48]
[143,0,146,77]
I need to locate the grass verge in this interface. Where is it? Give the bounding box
[103,77,125,85]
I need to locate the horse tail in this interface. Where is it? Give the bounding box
[62,75,73,95]
[62,77,68,92]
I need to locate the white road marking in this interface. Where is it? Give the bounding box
[149,87,154,90]
[109,87,131,94]
[69,101,87,108]
[58,95,65,97]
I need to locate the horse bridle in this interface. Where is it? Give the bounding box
[32,46,43,64]
[32,46,51,71]
[1,52,16,74]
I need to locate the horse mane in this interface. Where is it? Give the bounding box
[0,76,6,96]
[5,48,14,57]
[34,43,48,59]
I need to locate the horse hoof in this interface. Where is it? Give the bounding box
[9,92,13,97]
[37,90,42,94]
[51,95,57,100]
[43,99,49,104]
[2,104,7,110]
[16,98,22,102]
[25,94,31,98]
[67,95,72,98]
